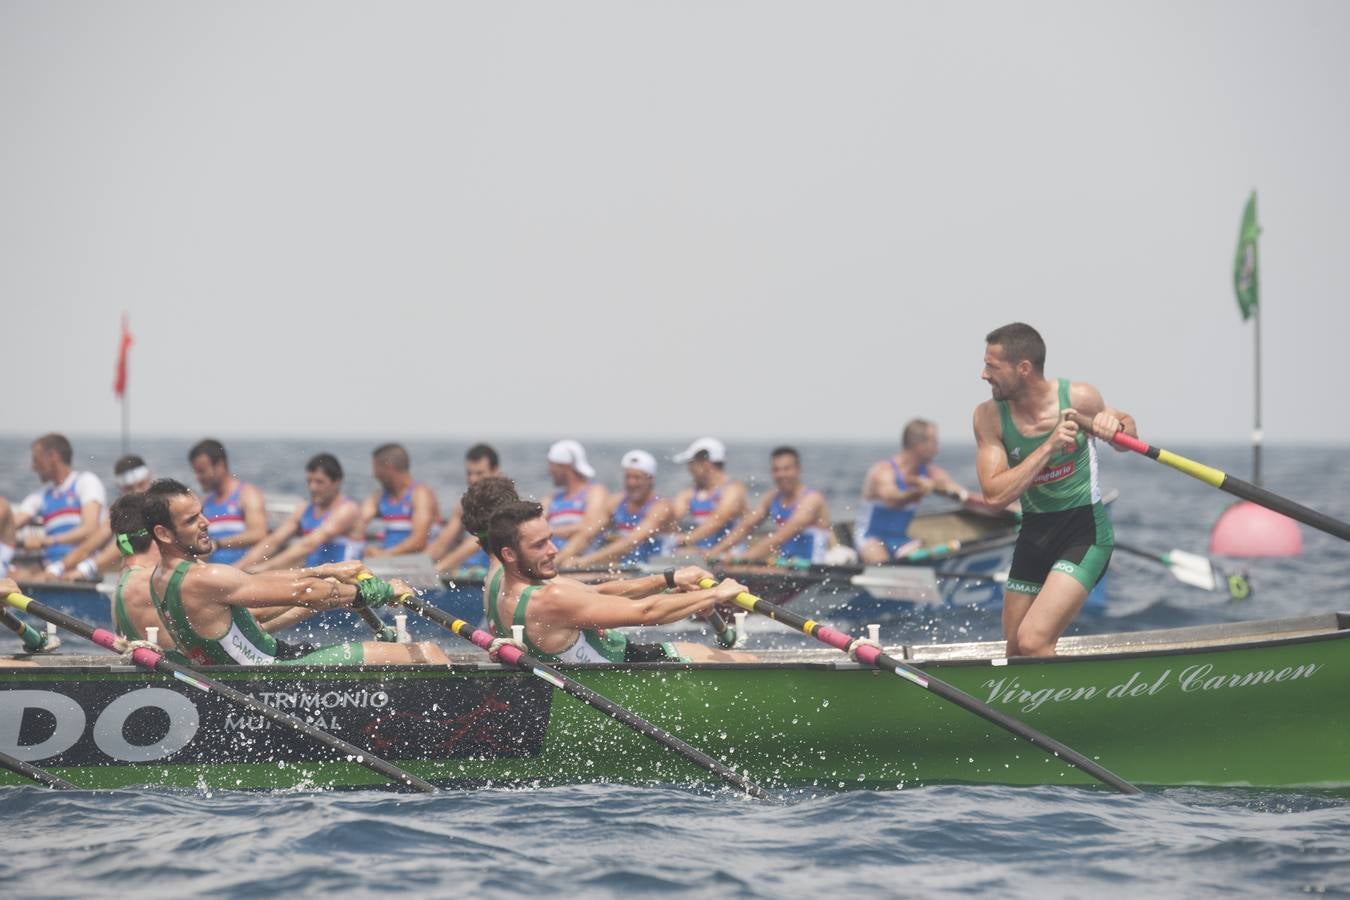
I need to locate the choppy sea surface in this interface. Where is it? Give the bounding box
[2,436,1349,897]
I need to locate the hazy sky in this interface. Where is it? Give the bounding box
[3,1,1348,445]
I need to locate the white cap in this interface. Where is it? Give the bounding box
[547,439,596,479]
[672,437,726,464]
[621,449,657,476]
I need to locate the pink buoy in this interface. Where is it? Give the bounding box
[1209,500,1303,557]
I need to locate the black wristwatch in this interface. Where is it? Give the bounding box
[663,567,677,590]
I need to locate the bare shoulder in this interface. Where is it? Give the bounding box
[972,400,1001,438]
[1068,381,1106,414]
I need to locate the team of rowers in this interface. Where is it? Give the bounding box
[0,322,1136,662]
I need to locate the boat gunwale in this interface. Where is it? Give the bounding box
[2,611,1347,677]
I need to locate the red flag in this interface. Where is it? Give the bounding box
[114,314,133,398]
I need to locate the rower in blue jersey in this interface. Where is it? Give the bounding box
[574,450,676,569]
[361,443,442,557]
[670,437,748,552]
[543,439,609,565]
[857,418,973,564]
[6,433,108,577]
[237,453,364,572]
[429,443,502,576]
[708,446,832,565]
[50,453,157,583]
[189,439,267,567]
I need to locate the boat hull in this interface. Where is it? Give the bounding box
[1,614,1345,791]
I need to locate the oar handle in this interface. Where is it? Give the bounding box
[1076,418,1350,543]
[1065,411,1146,452]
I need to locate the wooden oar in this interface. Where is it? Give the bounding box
[1113,541,1251,599]
[1070,414,1350,542]
[698,578,1141,795]
[394,591,767,798]
[2,591,437,794]
[0,606,56,653]
[0,748,76,790]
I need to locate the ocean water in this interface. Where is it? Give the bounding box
[2,436,1349,897]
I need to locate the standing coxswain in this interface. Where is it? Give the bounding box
[973,322,1135,657]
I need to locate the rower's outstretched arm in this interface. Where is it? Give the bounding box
[237,508,302,572]
[742,492,826,562]
[427,502,465,561]
[554,485,610,564]
[678,482,747,548]
[532,577,744,629]
[575,500,675,568]
[189,564,364,611]
[708,495,768,558]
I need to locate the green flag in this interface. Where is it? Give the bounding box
[1233,191,1260,321]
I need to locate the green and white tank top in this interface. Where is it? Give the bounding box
[149,560,282,665]
[487,580,628,664]
[997,378,1101,514]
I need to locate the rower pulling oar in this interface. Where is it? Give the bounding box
[0,586,437,793]
[700,578,1140,795]
[392,589,767,798]
[1112,541,1251,599]
[1067,413,1350,543]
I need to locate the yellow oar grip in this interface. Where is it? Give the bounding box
[1155,449,1226,488]
[4,592,30,612]
[698,577,758,612]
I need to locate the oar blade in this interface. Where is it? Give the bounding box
[1163,558,1218,591]
[851,567,943,604]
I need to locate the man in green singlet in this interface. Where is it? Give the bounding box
[143,479,448,667]
[108,492,168,645]
[972,323,1136,657]
[110,493,308,649]
[486,501,754,664]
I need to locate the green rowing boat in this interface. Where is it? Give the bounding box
[0,611,1345,791]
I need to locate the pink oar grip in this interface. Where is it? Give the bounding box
[90,628,120,653]
[130,647,161,668]
[496,644,524,666]
[467,629,494,651]
[852,643,882,666]
[1111,431,1149,454]
[814,625,853,652]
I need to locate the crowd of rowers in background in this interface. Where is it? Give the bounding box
[0,421,979,584]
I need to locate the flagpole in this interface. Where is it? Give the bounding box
[1252,246,1261,488]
